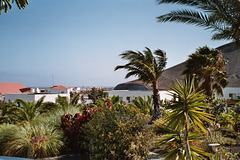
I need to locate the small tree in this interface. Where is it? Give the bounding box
[88,87,107,104]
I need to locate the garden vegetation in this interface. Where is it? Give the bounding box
[0,46,239,160]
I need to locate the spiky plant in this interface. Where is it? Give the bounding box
[167,77,214,159]
[156,129,212,160]
[3,123,64,158]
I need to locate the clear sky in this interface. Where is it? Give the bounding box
[0,0,230,88]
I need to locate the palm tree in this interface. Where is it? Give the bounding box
[115,47,167,119]
[156,0,240,45]
[182,46,228,97]
[0,0,29,14]
[167,77,214,159]
[8,96,46,123]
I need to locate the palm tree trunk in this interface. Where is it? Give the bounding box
[204,74,212,97]
[152,82,161,120]
[184,123,192,160]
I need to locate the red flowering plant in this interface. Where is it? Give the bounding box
[61,107,96,153]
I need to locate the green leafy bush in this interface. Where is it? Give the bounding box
[82,105,152,160]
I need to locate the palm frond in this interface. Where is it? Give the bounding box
[0,0,29,14]
[157,9,210,28]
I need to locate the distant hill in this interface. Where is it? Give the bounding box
[116,42,240,90]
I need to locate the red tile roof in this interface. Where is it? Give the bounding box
[50,85,69,90]
[0,82,26,95]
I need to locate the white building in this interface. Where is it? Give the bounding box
[5,93,70,103]
[0,82,27,101]
[215,87,240,105]
[109,90,153,103]
[108,82,172,103]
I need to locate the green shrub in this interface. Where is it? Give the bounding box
[3,123,64,158]
[82,105,152,160]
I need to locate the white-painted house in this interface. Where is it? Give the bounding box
[5,93,70,103]
[109,90,153,103]
[215,87,240,105]
[108,83,172,103]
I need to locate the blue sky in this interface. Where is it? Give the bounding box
[0,0,230,87]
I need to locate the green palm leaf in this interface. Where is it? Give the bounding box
[157,0,240,43]
[0,0,29,14]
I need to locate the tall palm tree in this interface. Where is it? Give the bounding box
[167,77,214,159]
[156,0,240,45]
[115,47,167,119]
[8,96,46,123]
[182,46,228,97]
[0,0,28,14]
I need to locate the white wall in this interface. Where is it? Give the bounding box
[0,95,4,101]
[108,90,152,103]
[215,87,240,100]
[159,90,173,101]
[109,87,240,104]
[109,90,173,104]
[5,94,35,103]
[48,89,70,94]
[5,93,70,103]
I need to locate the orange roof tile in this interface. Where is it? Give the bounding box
[0,82,26,95]
[50,85,69,90]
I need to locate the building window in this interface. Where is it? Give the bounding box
[229,93,236,100]
[126,97,131,103]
